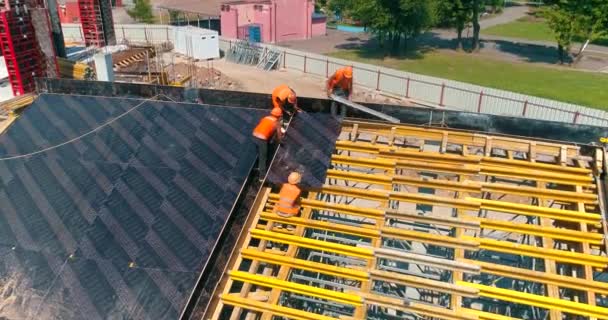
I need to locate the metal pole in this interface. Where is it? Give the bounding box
[439,83,446,106]
[405,77,410,98]
[477,91,484,113]
[522,100,528,116]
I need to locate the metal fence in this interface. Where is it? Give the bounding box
[60,23,608,127]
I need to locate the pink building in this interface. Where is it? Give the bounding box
[220,0,326,43]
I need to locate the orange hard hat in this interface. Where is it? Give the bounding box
[344,66,353,78]
[288,172,302,184]
[271,107,283,117]
[287,91,297,104]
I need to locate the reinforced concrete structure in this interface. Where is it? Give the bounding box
[4,80,608,320]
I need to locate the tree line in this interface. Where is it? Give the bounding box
[318,0,608,62]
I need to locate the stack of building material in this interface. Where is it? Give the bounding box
[78,0,115,47]
[0,92,36,115]
[57,57,94,79]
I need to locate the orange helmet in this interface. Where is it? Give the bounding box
[343,66,353,78]
[287,91,297,104]
[271,107,283,117]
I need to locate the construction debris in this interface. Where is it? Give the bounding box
[226,40,263,65]
[0,93,36,115]
[171,62,241,90]
[256,48,282,71]
[57,58,95,80]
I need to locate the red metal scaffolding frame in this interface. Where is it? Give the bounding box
[78,0,105,47]
[0,0,47,96]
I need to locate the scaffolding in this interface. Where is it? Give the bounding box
[205,121,608,320]
[0,0,47,95]
[78,0,115,47]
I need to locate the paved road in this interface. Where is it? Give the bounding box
[479,5,530,29]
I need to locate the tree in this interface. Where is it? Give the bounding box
[485,0,504,14]
[544,5,575,64]
[434,0,471,50]
[471,0,482,52]
[127,0,155,23]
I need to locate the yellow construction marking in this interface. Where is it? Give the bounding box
[249,229,374,259]
[457,282,608,319]
[465,259,608,295]
[468,198,601,224]
[240,249,369,282]
[465,236,608,268]
[477,218,604,245]
[221,294,339,320]
[229,271,363,306]
[258,212,380,239]
[370,269,479,297]
[382,227,480,250]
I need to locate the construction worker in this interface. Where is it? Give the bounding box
[327,66,353,118]
[252,108,284,177]
[274,172,302,218]
[272,84,298,114]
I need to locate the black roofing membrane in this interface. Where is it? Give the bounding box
[0,94,266,320]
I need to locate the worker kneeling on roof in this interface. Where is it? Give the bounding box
[274,172,302,218]
[252,107,284,178]
[327,66,353,118]
[272,84,298,115]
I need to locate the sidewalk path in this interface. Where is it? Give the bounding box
[480,5,530,29]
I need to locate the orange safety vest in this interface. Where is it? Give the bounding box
[252,116,279,141]
[272,85,294,110]
[275,183,301,217]
[327,67,352,91]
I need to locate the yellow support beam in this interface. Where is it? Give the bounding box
[457,282,608,319]
[267,194,385,220]
[240,249,369,282]
[395,159,480,175]
[464,309,521,320]
[326,169,392,186]
[480,165,593,186]
[258,212,380,239]
[229,271,363,306]
[468,198,602,224]
[382,227,480,250]
[249,229,374,260]
[331,154,396,171]
[465,236,608,268]
[221,294,339,320]
[370,269,479,297]
[335,140,381,154]
[385,211,480,230]
[394,175,482,193]
[378,147,482,165]
[391,191,481,211]
[320,185,388,202]
[375,247,481,274]
[477,218,604,245]
[481,157,591,175]
[464,259,608,295]
[357,292,478,320]
[481,183,597,204]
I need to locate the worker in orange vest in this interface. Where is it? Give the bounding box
[272,84,298,114]
[274,172,302,218]
[327,66,353,118]
[252,108,284,176]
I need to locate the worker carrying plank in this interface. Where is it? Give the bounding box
[274,171,302,218]
[252,107,285,177]
[326,66,353,118]
[272,84,298,115]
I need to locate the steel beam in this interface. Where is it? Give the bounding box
[375,247,481,274]
[457,282,608,319]
[370,269,479,297]
[385,211,480,230]
[382,227,480,250]
[249,229,374,260]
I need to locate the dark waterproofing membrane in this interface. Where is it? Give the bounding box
[267,112,341,188]
[0,94,266,320]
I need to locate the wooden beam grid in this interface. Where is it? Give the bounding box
[206,123,607,320]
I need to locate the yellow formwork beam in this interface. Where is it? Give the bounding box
[464,236,608,268]
[376,247,481,274]
[221,294,339,320]
[382,227,480,250]
[481,183,597,204]
[480,165,593,186]
[394,176,482,194]
[481,157,591,175]
[395,159,480,175]
[457,282,608,319]
[477,218,604,245]
[357,292,478,320]
[258,212,380,239]
[320,185,388,202]
[229,271,363,306]
[370,269,479,297]
[267,194,385,220]
[464,309,520,320]
[468,198,602,224]
[385,211,481,230]
[326,169,392,186]
[240,249,369,282]
[378,147,482,165]
[391,191,481,211]
[331,154,396,171]
[464,259,608,295]
[249,229,374,260]
[335,140,381,154]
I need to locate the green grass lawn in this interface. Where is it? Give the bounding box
[483,18,608,46]
[329,49,608,110]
